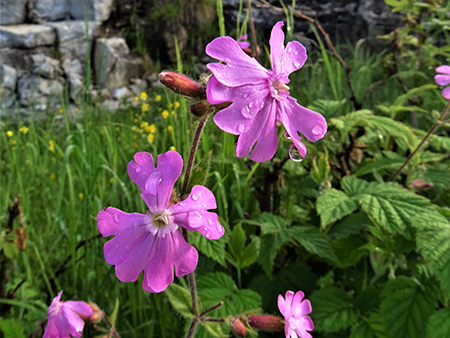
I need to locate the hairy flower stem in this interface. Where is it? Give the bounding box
[181,116,208,338]
[200,301,224,316]
[390,102,450,182]
[247,0,260,63]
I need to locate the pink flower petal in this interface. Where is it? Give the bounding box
[97,207,148,237]
[278,41,307,84]
[278,294,288,317]
[291,291,305,316]
[43,319,62,338]
[127,151,155,193]
[443,86,450,99]
[249,102,279,162]
[64,301,93,318]
[154,151,183,209]
[298,316,314,332]
[172,229,198,277]
[170,186,224,239]
[436,65,450,75]
[61,307,85,337]
[435,74,450,86]
[206,36,270,87]
[142,235,176,293]
[270,21,286,76]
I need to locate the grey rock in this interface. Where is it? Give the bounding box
[28,0,69,22]
[69,0,113,23]
[63,58,84,101]
[0,87,15,108]
[112,86,132,100]
[101,99,119,111]
[0,64,18,90]
[0,25,56,48]
[0,0,28,25]
[129,78,147,96]
[95,37,142,91]
[18,75,64,108]
[30,54,63,79]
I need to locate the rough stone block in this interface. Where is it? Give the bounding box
[0,24,56,48]
[28,0,69,22]
[69,0,113,23]
[0,0,28,25]
[0,64,18,90]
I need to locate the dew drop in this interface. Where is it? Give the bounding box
[205,233,210,238]
[311,124,323,136]
[192,194,198,201]
[289,145,303,162]
[208,219,213,225]
[284,130,291,140]
[113,214,120,222]
[293,61,300,68]
[294,51,298,56]
[238,124,246,133]
[243,93,248,98]
[248,101,254,108]
[135,167,141,173]
[218,226,223,232]
[287,46,292,53]
[203,227,208,232]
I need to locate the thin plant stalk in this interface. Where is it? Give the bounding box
[247,0,260,62]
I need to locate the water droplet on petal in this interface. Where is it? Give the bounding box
[203,227,207,232]
[284,130,291,140]
[205,233,210,238]
[311,124,324,136]
[208,219,213,225]
[218,226,223,232]
[135,167,141,173]
[238,124,246,133]
[248,102,253,108]
[294,51,298,56]
[287,46,292,53]
[289,145,303,162]
[192,194,198,201]
[113,214,120,222]
[243,93,248,98]
[293,61,300,68]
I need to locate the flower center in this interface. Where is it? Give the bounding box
[270,79,290,100]
[289,317,301,331]
[152,209,170,228]
[49,302,62,317]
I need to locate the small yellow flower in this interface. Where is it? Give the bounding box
[171,111,175,115]
[147,133,155,143]
[88,121,92,126]
[59,108,63,114]
[78,192,84,201]
[162,110,169,119]
[167,125,173,132]
[49,140,55,151]
[187,130,190,134]
[148,124,157,134]
[19,126,29,134]
[140,121,148,128]
[11,140,17,145]
[134,118,138,123]
[50,173,56,180]
[6,131,13,137]
[169,146,176,151]
[109,177,114,183]
[140,92,148,100]
[134,96,139,101]
[169,103,174,108]
[155,95,162,102]
[141,103,150,113]
[132,126,137,131]
[174,101,180,109]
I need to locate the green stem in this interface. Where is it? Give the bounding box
[390,102,450,182]
[247,0,260,63]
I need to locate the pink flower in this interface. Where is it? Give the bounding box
[236,34,250,49]
[43,291,92,338]
[278,290,314,338]
[435,65,450,99]
[97,151,224,293]
[206,21,327,162]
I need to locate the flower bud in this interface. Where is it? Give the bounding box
[87,301,104,323]
[231,317,247,337]
[247,315,284,331]
[190,100,213,118]
[159,71,205,99]
[408,179,434,189]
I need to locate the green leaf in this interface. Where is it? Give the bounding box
[330,109,372,142]
[3,242,19,259]
[186,150,212,193]
[290,226,337,262]
[310,287,360,332]
[426,308,450,338]
[165,283,195,318]
[191,230,226,266]
[359,182,432,236]
[226,223,257,269]
[380,277,438,338]
[199,321,228,338]
[412,213,450,296]
[341,176,374,197]
[329,211,372,239]
[197,272,261,317]
[316,189,358,228]
[109,298,120,327]
[0,319,26,338]
[311,151,330,184]
[350,314,387,338]
[332,235,366,267]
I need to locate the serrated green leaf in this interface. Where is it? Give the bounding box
[341,176,374,197]
[199,321,228,338]
[355,157,405,176]
[426,308,450,338]
[359,182,432,236]
[226,223,257,269]
[412,213,450,296]
[0,319,26,338]
[165,283,195,318]
[329,211,372,239]
[354,288,382,313]
[316,189,358,228]
[380,277,438,338]
[350,314,387,338]
[330,109,372,142]
[310,287,360,332]
[332,235,366,267]
[109,298,119,327]
[186,150,212,193]
[290,226,337,262]
[191,229,226,266]
[3,242,19,259]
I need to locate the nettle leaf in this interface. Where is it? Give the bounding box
[197,272,261,318]
[426,308,450,338]
[332,235,366,268]
[289,226,337,262]
[380,276,438,338]
[0,319,26,338]
[350,314,387,338]
[316,188,358,228]
[359,182,432,236]
[412,213,450,296]
[329,211,372,239]
[310,287,360,332]
[165,283,196,318]
[190,222,227,266]
[186,150,212,193]
[226,223,257,269]
[341,176,374,197]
